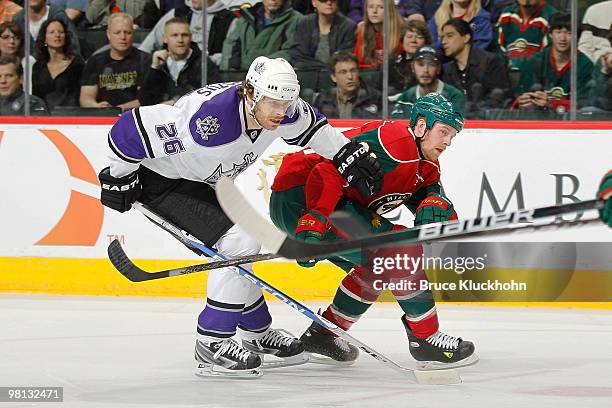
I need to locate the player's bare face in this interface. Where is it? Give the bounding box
[420,122,456,161]
[255,96,292,130]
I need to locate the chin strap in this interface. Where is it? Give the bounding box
[245,98,264,128]
[413,129,428,159]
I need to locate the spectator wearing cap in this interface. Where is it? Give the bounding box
[517,12,593,112]
[440,18,511,117]
[392,45,465,117]
[287,0,356,71]
[312,50,381,118]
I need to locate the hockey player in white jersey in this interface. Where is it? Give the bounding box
[97,56,383,378]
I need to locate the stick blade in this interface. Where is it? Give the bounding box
[216,177,287,253]
[107,239,146,282]
[413,369,462,385]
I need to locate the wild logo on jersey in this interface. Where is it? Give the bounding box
[368,193,411,215]
[195,116,221,141]
[548,86,567,99]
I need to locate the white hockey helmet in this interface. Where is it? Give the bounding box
[246,56,300,106]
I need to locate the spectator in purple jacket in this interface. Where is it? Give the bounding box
[429,0,492,50]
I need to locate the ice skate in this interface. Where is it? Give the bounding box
[241,328,308,368]
[402,316,478,370]
[299,320,359,366]
[195,338,263,379]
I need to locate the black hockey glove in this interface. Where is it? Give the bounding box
[98,167,141,213]
[333,140,384,197]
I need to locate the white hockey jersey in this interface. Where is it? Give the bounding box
[107,82,349,184]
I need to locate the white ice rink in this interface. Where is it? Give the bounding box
[2,295,612,408]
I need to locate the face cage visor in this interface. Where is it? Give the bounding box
[251,83,300,118]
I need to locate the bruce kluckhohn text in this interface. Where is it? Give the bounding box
[373,279,528,292]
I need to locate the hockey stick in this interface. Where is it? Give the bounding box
[109,202,461,385]
[216,177,604,260]
[108,239,280,282]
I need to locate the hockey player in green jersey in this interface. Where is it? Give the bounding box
[269,93,478,369]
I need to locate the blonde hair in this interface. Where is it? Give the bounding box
[434,0,481,37]
[359,0,404,66]
[107,12,134,30]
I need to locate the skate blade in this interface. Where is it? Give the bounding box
[416,353,479,370]
[262,352,309,369]
[305,352,357,367]
[195,363,263,379]
[413,368,462,385]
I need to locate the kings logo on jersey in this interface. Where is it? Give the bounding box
[195,116,221,141]
[203,153,258,186]
[368,193,411,215]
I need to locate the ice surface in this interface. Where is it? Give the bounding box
[1,295,611,407]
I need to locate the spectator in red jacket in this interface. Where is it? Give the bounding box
[354,0,404,68]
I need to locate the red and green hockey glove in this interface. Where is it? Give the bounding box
[294,211,330,268]
[597,170,612,227]
[414,193,458,226]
